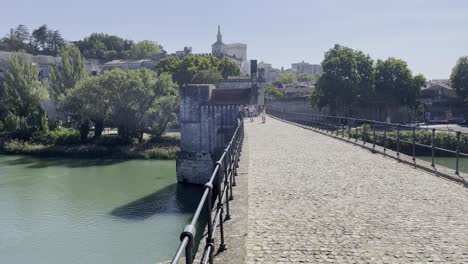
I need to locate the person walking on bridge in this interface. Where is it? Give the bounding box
[249,104,255,122]
[261,105,266,123]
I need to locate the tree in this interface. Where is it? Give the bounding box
[374,58,426,119]
[3,51,48,131]
[127,40,162,59]
[31,25,49,52]
[74,33,134,61]
[451,57,468,98]
[96,69,178,141]
[191,69,223,85]
[297,73,319,82]
[217,57,240,78]
[155,55,239,86]
[266,85,285,98]
[61,76,109,138]
[14,25,30,44]
[450,56,468,119]
[277,72,297,84]
[49,45,87,101]
[312,44,374,116]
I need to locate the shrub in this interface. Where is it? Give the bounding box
[31,128,81,145]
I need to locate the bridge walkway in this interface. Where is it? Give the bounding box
[244,117,468,263]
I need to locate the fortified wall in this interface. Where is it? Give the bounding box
[176,85,240,184]
[177,60,265,184]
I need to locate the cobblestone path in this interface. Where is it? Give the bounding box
[245,118,468,263]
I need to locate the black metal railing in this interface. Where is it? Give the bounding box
[269,110,468,179]
[170,121,244,264]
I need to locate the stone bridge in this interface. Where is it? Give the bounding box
[214,117,468,264]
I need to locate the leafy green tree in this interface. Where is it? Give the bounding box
[217,57,240,78]
[155,55,239,86]
[74,33,134,61]
[3,52,48,132]
[49,45,87,101]
[266,85,285,98]
[31,25,48,52]
[191,69,223,85]
[277,72,297,84]
[297,73,319,82]
[450,56,468,118]
[61,77,109,138]
[99,69,177,141]
[374,58,426,119]
[127,40,162,59]
[312,44,374,116]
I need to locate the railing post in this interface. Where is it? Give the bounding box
[342,120,345,138]
[204,182,214,264]
[336,118,339,136]
[355,125,358,142]
[216,161,226,252]
[397,124,400,161]
[223,152,232,220]
[348,122,351,140]
[228,146,234,200]
[362,120,366,145]
[412,126,416,162]
[431,128,435,167]
[383,129,387,153]
[180,225,196,264]
[456,131,460,175]
[372,121,376,151]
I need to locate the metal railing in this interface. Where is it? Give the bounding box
[269,110,468,178]
[170,121,244,264]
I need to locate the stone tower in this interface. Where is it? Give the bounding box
[212,25,225,58]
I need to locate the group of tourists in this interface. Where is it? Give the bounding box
[238,104,267,123]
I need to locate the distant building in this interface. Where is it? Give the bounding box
[258,61,280,83]
[211,25,248,73]
[217,60,266,107]
[291,61,322,75]
[419,80,463,122]
[175,47,193,58]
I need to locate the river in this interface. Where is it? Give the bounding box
[0,155,203,264]
[418,156,468,174]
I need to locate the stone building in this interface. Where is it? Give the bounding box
[258,61,280,83]
[291,61,322,75]
[419,80,463,122]
[211,25,247,71]
[218,60,266,107]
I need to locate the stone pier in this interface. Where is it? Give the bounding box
[176,84,239,184]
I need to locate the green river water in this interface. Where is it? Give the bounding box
[0,155,203,264]
[418,156,468,174]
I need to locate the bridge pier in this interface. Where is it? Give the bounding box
[176,84,238,185]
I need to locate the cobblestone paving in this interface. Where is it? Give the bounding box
[245,118,468,263]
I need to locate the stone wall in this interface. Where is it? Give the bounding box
[177,84,240,184]
[267,96,327,114]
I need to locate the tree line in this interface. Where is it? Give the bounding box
[312,44,427,120]
[0,45,241,143]
[0,24,66,56]
[0,24,164,60]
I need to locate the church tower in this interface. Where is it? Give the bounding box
[212,25,225,58]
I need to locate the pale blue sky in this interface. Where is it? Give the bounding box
[1,0,467,79]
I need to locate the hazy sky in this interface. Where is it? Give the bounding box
[1,0,467,79]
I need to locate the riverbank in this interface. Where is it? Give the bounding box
[0,134,180,160]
